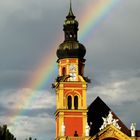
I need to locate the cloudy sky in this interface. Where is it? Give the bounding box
[0,0,140,140]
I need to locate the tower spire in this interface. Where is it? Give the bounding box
[57,0,86,59]
[67,0,75,18]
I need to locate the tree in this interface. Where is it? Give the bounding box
[0,125,16,140]
[25,137,37,140]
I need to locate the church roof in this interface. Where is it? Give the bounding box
[136,130,140,137]
[87,96,131,137]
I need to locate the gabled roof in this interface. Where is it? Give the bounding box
[87,96,130,136]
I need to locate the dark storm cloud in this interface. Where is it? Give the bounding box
[0,5,60,71]
[85,0,140,73]
[0,104,9,116]
[0,0,69,74]
[18,107,55,117]
[135,72,140,78]
[0,107,55,118]
[0,70,31,90]
[0,0,64,90]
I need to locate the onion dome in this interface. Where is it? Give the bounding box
[57,41,86,59]
[56,1,86,59]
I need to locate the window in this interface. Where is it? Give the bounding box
[62,67,66,76]
[74,96,78,109]
[67,96,72,109]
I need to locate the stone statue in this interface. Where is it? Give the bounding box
[107,111,113,124]
[99,111,121,130]
[130,123,136,137]
[61,122,65,136]
[85,122,90,136]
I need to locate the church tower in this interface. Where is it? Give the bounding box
[52,1,140,140]
[54,1,90,140]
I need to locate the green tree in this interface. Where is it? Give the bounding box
[0,125,16,140]
[25,137,37,140]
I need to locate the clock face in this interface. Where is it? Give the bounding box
[70,72,76,81]
[69,64,76,72]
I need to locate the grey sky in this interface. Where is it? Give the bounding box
[0,0,140,140]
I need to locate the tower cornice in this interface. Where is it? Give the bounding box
[55,109,88,117]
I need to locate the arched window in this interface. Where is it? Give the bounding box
[62,67,66,76]
[74,96,78,109]
[67,96,72,109]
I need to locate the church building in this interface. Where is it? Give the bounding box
[53,2,140,140]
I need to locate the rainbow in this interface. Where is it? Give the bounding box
[8,38,60,131]
[9,0,121,133]
[79,0,120,42]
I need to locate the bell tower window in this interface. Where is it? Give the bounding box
[74,96,78,109]
[62,67,66,76]
[67,96,72,109]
